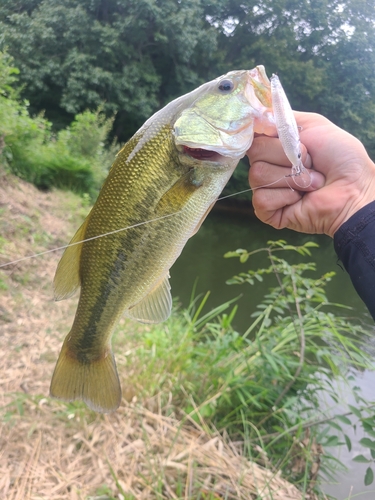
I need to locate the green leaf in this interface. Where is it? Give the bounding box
[324,435,340,447]
[362,426,375,438]
[362,416,375,427]
[304,242,320,248]
[263,352,279,374]
[344,434,352,452]
[360,438,375,450]
[328,421,342,432]
[353,455,371,463]
[224,251,241,258]
[239,253,249,263]
[226,278,241,285]
[365,467,374,486]
[349,404,363,419]
[337,415,352,426]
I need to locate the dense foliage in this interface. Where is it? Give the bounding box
[1,0,374,159]
[0,51,114,195]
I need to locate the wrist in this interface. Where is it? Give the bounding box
[327,158,375,237]
[333,200,375,239]
[329,190,375,238]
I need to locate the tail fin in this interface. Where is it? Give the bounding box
[50,341,122,413]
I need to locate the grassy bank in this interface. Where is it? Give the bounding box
[0,171,307,499]
[1,171,375,499]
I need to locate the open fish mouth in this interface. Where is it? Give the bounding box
[183,146,223,162]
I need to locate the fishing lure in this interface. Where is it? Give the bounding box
[270,74,311,188]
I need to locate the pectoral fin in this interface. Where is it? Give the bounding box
[156,170,203,215]
[54,217,89,301]
[126,274,172,324]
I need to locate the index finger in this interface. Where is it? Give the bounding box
[248,136,291,167]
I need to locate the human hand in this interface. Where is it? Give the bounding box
[247,112,375,237]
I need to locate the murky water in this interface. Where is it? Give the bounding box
[170,209,375,499]
[170,209,369,328]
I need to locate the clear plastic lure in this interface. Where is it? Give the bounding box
[270,74,311,188]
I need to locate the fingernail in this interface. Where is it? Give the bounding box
[309,171,325,190]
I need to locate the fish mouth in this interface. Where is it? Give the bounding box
[183,146,222,162]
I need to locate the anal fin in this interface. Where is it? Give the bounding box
[54,217,89,301]
[126,274,172,324]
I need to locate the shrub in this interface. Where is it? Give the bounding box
[0,50,114,197]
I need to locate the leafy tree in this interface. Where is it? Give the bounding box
[0,0,218,139]
[1,0,374,190]
[211,0,375,158]
[315,6,375,158]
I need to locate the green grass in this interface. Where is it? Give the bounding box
[114,240,375,497]
[2,203,374,498]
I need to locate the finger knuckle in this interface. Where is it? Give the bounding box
[247,137,266,162]
[249,162,268,186]
[252,191,269,213]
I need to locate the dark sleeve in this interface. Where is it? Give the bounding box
[334,201,375,321]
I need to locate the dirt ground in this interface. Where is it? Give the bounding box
[0,173,309,500]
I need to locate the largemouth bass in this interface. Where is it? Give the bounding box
[50,66,279,412]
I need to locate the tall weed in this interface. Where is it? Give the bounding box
[119,241,375,495]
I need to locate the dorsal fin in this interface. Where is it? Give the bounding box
[126,274,172,324]
[53,217,89,301]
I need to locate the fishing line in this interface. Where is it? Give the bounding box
[0,212,180,269]
[0,171,309,269]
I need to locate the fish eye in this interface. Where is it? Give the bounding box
[218,79,234,93]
